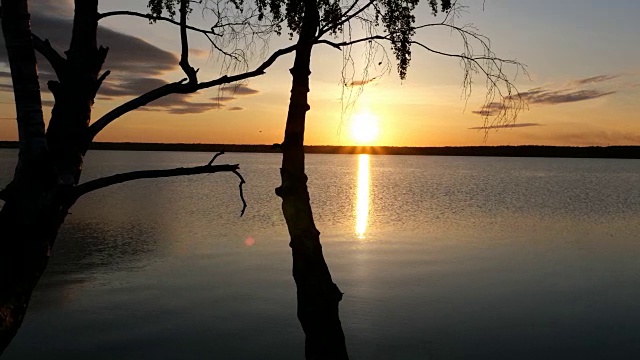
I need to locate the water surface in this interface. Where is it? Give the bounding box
[2,150,640,359]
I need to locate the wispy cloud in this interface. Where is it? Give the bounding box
[518,88,616,105]
[571,74,619,86]
[469,123,543,130]
[228,106,244,111]
[133,93,228,115]
[0,1,235,116]
[221,84,259,95]
[210,96,237,102]
[347,78,377,87]
[473,74,620,118]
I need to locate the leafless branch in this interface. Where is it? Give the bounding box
[86,43,297,142]
[318,0,375,36]
[73,162,248,216]
[98,10,224,36]
[32,34,66,78]
[207,151,225,165]
[315,7,528,133]
[232,169,247,216]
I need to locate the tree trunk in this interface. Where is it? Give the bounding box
[275,2,349,359]
[47,0,105,184]
[0,0,102,353]
[0,0,63,354]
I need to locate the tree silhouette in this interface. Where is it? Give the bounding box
[0,0,527,356]
[257,0,526,358]
[0,0,291,352]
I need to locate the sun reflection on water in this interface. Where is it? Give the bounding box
[355,154,370,239]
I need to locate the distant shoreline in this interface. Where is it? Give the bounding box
[1,141,639,159]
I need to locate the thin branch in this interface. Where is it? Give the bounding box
[232,169,247,216]
[319,0,375,37]
[98,10,223,36]
[95,70,111,94]
[87,43,297,142]
[32,34,66,78]
[98,10,272,37]
[317,19,528,130]
[207,151,225,165]
[73,162,247,216]
[74,163,239,197]
[316,35,389,49]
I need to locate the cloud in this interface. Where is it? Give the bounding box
[517,88,616,105]
[347,78,377,87]
[99,78,170,97]
[33,0,73,17]
[227,106,244,111]
[0,10,178,78]
[571,74,619,86]
[469,123,543,130]
[0,2,249,116]
[472,102,505,117]
[221,84,259,96]
[165,102,225,114]
[210,96,237,102]
[472,75,620,117]
[134,93,228,115]
[0,0,180,112]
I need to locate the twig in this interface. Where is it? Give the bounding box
[232,169,247,216]
[207,151,225,165]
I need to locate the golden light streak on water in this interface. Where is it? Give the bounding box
[355,154,370,239]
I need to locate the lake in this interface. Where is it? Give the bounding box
[2,149,640,359]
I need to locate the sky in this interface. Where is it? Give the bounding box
[0,0,639,147]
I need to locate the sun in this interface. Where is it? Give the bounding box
[350,112,380,144]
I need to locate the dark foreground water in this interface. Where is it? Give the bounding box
[1,149,640,359]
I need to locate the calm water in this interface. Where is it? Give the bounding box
[2,149,640,359]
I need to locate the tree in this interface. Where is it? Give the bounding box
[0,0,293,352]
[255,0,526,358]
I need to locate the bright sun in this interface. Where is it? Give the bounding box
[350,112,380,144]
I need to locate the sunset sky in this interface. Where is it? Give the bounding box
[1,0,639,146]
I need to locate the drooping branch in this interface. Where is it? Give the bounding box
[231,169,247,216]
[316,17,528,129]
[86,43,297,142]
[73,162,247,215]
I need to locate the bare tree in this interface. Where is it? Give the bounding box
[0,0,293,352]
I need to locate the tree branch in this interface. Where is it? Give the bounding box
[207,151,225,165]
[73,162,247,216]
[98,10,219,35]
[316,35,388,49]
[319,0,375,37]
[86,43,298,142]
[32,34,66,78]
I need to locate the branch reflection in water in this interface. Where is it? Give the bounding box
[355,154,370,239]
